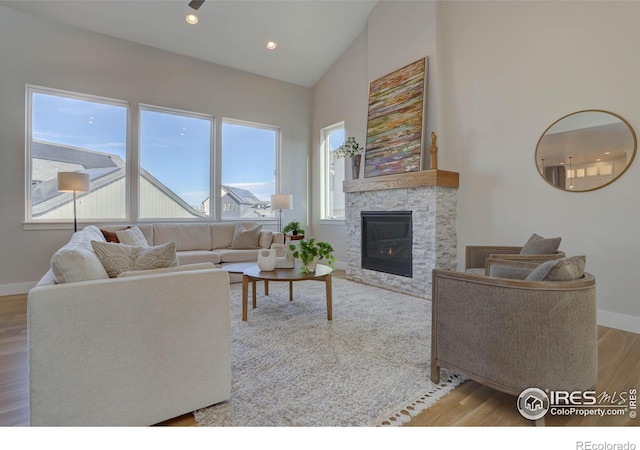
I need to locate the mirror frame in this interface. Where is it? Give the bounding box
[535,109,637,193]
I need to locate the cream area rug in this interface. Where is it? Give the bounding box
[194,277,464,426]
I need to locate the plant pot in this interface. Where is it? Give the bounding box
[352,154,362,179]
[301,258,317,273]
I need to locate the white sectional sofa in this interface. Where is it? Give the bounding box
[28,221,281,426]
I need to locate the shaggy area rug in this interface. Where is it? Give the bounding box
[194,277,464,426]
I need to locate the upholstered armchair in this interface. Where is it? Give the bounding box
[465,234,565,274]
[431,258,597,422]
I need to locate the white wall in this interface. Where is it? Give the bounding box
[0,5,310,293]
[311,0,640,333]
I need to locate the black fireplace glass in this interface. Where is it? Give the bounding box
[361,211,412,277]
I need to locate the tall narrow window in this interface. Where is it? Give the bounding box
[27,86,128,222]
[139,106,212,219]
[321,123,345,220]
[221,119,278,220]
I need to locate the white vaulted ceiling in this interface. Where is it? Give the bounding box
[0,0,378,87]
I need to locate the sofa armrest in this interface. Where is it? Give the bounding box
[28,268,231,426]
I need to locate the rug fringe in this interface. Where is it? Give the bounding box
[379,372,466,426]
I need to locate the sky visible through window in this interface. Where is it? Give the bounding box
[32,93,277,213]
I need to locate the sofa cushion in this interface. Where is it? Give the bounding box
[176,250,222,266]
[520,233,561,255]
[117,262,216,278]
[488,264,532,280]
[116,226,148,247]
[231,224,261,249]
[215,248,261,263]
[154,224,212,251]
[525,255,586,282]
[50,226,110,284]
[91,241,178,278]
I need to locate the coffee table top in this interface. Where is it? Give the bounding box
[223,262,258,274]
[243,264,332,281]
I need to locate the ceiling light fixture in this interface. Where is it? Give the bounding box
[266,41,277,50]
[186,13,198,24]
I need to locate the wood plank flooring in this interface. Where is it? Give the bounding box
[2,275,638,427]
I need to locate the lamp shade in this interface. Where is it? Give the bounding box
[271,194,292,211]
[57,172,90,193]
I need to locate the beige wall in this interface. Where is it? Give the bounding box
[311,0,640,332]
[0,5,310,292]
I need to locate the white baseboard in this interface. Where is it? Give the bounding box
[0,281,35,296]
[598,309,640,335]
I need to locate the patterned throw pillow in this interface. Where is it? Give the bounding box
[230,224,262,249]
[91,241,177,278]
[519,233,561,255]
[115,226,149,247]
[525,255,586,282]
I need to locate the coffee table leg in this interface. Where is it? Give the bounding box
[242,275,248,321]
[289,281,293,301]
[252,281,257,308]
[265,280,269,295]
[326,274,332,321]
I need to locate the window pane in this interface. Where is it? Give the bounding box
[221,121,277,219]
[139,107,212,219]
[30,90,127,220]
[322,124,345,219]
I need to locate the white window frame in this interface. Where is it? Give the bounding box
[25,85,130,226]
[138,104,214,222]
[220,118,281,222]
[320,122,346,221]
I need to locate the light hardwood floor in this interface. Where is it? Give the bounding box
[2,274,638,427]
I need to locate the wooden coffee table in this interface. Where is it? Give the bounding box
[241,264,333,321]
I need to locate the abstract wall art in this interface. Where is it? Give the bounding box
[364,57,428,178]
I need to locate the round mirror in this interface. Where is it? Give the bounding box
[535,110,637,192]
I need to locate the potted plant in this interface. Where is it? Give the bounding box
[335,136,365,179]
[288,238,336,273]
[282,220,305,236]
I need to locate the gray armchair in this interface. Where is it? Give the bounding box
[431,260,597,419]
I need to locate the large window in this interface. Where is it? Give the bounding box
[321,123,345,220]
[139,106,212,219]
[28,86,128,222]
[221,119,278,220]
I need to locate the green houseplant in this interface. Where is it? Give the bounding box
[282,220,305,236]
[288,238,336,273]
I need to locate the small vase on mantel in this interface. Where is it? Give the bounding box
[352,154,362,179]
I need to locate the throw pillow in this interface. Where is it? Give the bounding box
[231,224,262,249]
[258,230,274,249]
[100,226,132,243]
[116,226,148,247]
[525,255,586,282]
[91,241,178,278]
[520,233,561,255]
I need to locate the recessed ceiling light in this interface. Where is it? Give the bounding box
[186,14,198,25]
[266,41,277,50]
[604,151,611,155]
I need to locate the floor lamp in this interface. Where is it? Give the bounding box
[271,194,292,233]
[57,172,90,232]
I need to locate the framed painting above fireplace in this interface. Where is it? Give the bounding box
[364,57,428,178]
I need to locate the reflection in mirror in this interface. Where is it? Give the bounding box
[535,110,637,192]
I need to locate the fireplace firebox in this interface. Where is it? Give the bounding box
[361,211,412,278]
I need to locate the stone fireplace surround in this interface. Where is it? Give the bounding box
[344,170,459,299]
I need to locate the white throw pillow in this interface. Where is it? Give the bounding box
[50,226,110,283]
[231,224,262,249]
[91,241,177,278]
[116,226,149,247]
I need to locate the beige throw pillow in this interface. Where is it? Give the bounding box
[520,233,561,255]
[231,224,262,249]
[91,241,177,278]
[116,226,149,247]
[525,255,586,282]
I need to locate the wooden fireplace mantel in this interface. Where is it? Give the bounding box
[342,169,459,193]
